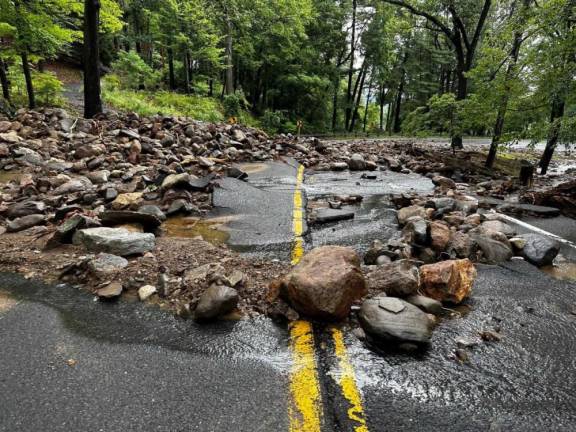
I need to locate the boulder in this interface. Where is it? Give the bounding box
[73,227,155,256]
[516,233,560,267]
[402,216,428,245]
[420,259,476,304]
[359,296,433,345]
[473,233,513,263]
[348,153,367,171]
[195,284,239,321]
[6,214,45,232]
[280,246,367,320]
[100,210,162,232]
[397,205,427,226]
[367,260,420,297]
[111,192,144,210]
[447,231,473,259]
[432,176,456,189]
[138,205,167,222]
[429,221,451,252]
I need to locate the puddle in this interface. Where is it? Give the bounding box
[163,216,232,244]
[0,171,22,184]
[541,263,576,282]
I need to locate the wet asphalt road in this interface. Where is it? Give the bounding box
[2,159,576,431]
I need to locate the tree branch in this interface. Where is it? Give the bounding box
[469,0,493,61]
[381,0,456,43]
[447,5,471,52]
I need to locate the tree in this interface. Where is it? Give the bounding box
[382,0,493,149]
[84,0,102,118]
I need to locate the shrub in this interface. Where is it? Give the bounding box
[7,69,64,107]
[111,50,161,90]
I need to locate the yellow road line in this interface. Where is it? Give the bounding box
[289,321,323,432]
[331,328,369,432]
[288,164,369,432]
[291,164,305,265]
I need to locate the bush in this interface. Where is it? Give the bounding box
[7,69,64,107]
[223,93,241,118]
[111,50,161,90]
[261,110,285,133]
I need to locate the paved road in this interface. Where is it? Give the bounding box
[3,160,576,431]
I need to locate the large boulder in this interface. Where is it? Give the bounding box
[515,233,560,267]
[280,246,367,320]
[73,227,155,256]
[195,284,239,321]
[473,232,513,263]
[402,216,428,245]
[348,153,367,171]
[367,260,420,297]
[480,220,516,237]
[429,221,451,252]
[420,259,476,304]
[359,296,434,345]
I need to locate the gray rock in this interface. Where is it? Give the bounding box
[52,179,89,195]
[348,153,367,171]
[480,220,516,237]
[367,260,420,297]
[88,253,129,276]
[473,234,513,263]
[314,208,355,224]
[406,295,444,315]
[330,162,349,171]
[397,205,427,226]
[7,200,46,218]
[516,233,560,267]
[7,214,45,232]
[195,284,239,321]
[359,296,433,345]
[73,227,155,256]
[138,285,157,301]
[138,205,167,222]
[403,216,428,245]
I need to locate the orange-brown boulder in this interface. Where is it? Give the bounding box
[420,259,476,304]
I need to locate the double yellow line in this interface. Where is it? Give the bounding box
[288,164,369,432]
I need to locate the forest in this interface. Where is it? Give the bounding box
[0,0,574,172]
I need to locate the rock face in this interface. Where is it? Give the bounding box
[367,260,420,297]
[195,284,239,320]
[420,259,476,304]
[516,233,560,267]
[359,296,433,345]
[280,246,367,320]
[73,227,155,256]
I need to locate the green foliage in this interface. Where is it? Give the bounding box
[7,69,64,106]
[223,94,241,118]
[111,50,161,90]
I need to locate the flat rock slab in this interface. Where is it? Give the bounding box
[478,197,560,217]
[314,208,355,225]
[100,211,162,232]
[73,227,155,256]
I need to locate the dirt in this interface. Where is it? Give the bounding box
[0,230,287,318]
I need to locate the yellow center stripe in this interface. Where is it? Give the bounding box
[289,321,323,432]
[291,165,305,265]
[331,328,370,431]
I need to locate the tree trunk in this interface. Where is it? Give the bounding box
[539,97,565,175]
[84,0,103,119]
[349,65,367,132]
[183,51,190,94]
[486,0,528,168]
[393,75,405,133]
[332,79,339,132]
[450,63,467,149]
[344,0,357,130]
[0,59,10,101]
[21,51,35,109]
[224,18,234,95]
[379,85,386,131]
[363,81,373,132]
[168,47,176,90]
[209,79,214,97]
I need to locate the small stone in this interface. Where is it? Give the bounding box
[97,282,123,299]
[195,284,239,321]
[138,285,157,301]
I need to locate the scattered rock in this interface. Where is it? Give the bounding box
[314,208,355,224]
[367,260,420,297]
[359,295,434,345]
[279,246,367,320]
[88,253,129,276]
[420,259,476,304]
[73,227,155,256]
[406,295,444,315]
[7,214,45,232]
[516,233,560,267]
[195,284,239,320]
[138,285,157,301]
[397,205,427,226]
[96,282,123,299]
